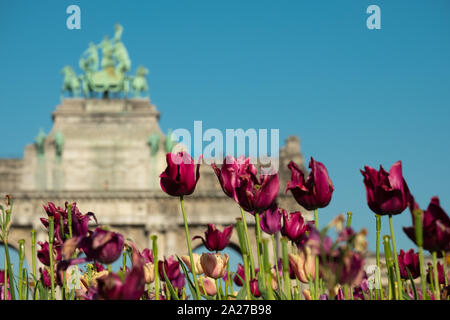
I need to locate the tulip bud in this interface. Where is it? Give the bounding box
[198,276,217,296]
[200,253,229,279]
[181,253,203,275]
[144,262,155,284]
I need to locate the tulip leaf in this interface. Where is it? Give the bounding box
[176,256,199,300]
[162,265,179,300]
[406,268,418,300]
[257,272,268,300]
[236,285,247,300]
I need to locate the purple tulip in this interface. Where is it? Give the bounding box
[286,157,334,211]
[249,278,261,297]
[233,263,259,286]
[40,267,52,288]
[281,211,311,245]
[141,248,154,264]
[41,202,97,243]
[234,169,280,214]
[361,161,412,215]
[0,270,11,300]
[426,262,448,286]
[403,196,450,254]
[160,152,201,197]
[260,204,283,235]
[158,256,186,292]
[97,248,145,300]
[398,249,420,279]
[37,241,62,266]
[211,155,258,199]
[79,228,124,264]
[193,224,233,251]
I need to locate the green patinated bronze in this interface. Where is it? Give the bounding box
[165,129,176,153]
[62,24,149,98]
[54,131,65,160]
[147,132,160,157]
[35,129,46,158]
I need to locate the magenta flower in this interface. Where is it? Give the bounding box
[97,249,145,300]
[426,262,448,286]
[361,161,412,215]
[259,204,283,235]
[160,152,201,197]
[234,168,280,214]
[39,267,52,288]
[398,249,420,279]
[249,278,261,297]
[281,211,311,245]
[233,263,259,286]
[41,202,97,243]
[193,224,233,251]
[79,228,124,264]
[141,248,154,264]
[286,157,334,211]
[37,241,62,266]
[403,196,450,254]
[158,256,186,291]
[211,155,257,199]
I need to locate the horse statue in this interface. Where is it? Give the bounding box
[61,66,81,97]
[131,66,149,97]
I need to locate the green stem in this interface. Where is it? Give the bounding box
[271,234,282,292]
[314,209,320,300]
[262,239,274,300]
[152,235,160,300]
[442,251,448,287]
[432,252,440,300]
[281,237,292,300]
[180,196,201,300]
[346,211,352,228]
[48,217,55,300]
[383,235,395,299]
[388,215,402,300]
[254,213,266,289]
[375,215,383,300]
[215,279,222,300]
[31,230,36,287]
[240,207,256,278]
[18,239,25,300]
[413,209,427,299]
[67,203,73,239]
[242,254,252,300]
[3,251,7,300]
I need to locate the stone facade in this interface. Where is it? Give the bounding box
[0,98,310,268]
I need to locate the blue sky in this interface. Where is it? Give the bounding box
[1,0,450,253]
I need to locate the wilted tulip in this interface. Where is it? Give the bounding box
[181,253,203,274]
[193,224,233,252]
[211,155,257,199]
[200,253,229,279]
[41,202,97,243]
[97,249,145,300]
[398,249,420,279]
[78,228,124,264]
[281,211,311,245]
[198,276,217,296]
[403,196,450,253]
[286,157,334,211]
[160,152,201,197]
[289,247,316,284]
[361,161,412,216]
[260,204,283,235]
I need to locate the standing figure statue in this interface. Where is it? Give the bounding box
[54,131,65,160]
[131,66,149,97]
[147,132,160,157]
[98,35,115,69]
[165,129,176,153]
[79,42,99,73]
[35,129,46,158]
[114,24,131,74]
